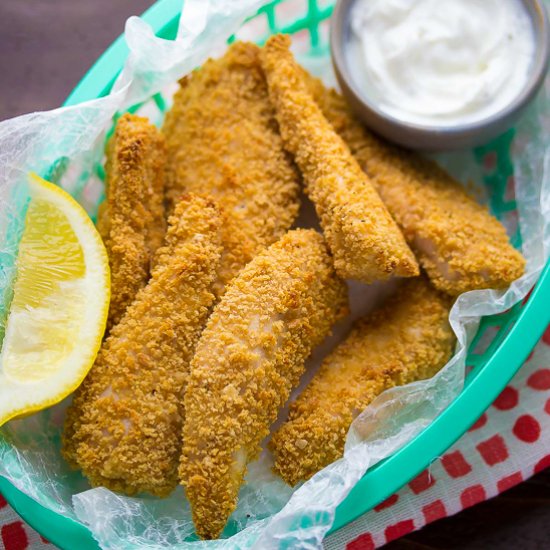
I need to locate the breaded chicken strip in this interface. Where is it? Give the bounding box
[162,42,300,296]
[99,113,166,329]
[301,71,525,295]
[260,35,418,284]
[62,194,222,496]
[180,229,348,539]
[270,277,454,486]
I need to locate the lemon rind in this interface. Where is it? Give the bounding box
[0,175,110,426]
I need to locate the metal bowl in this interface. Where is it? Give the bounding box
[331,0,550,151]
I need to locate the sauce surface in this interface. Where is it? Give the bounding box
[349,0,536,126]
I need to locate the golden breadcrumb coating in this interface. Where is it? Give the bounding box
[301,70,525,295]
[95,200,110,244]
[270,277,455,486]
[100,113,167,330]
[260,35,418,283]
[62,194,222,496]
[162,41,300,296]
[180,229,349,539]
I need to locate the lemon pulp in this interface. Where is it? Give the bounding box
[0,174,109,424]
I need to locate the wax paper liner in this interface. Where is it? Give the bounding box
[0,1,549,549]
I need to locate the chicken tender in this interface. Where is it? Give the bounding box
[180,229,348,539]
[301,71,525,295]
[270,277,455,486]
[260,35,418,284]
[62,194,222,496]
[162,41,300,296]
[100,113,166,329]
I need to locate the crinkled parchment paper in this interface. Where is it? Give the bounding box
[0,1,548,548]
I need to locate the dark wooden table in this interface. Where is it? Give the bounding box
[1,1,548,548]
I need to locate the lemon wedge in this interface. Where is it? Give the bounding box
[0,174,109,426]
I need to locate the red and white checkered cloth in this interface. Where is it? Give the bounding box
[1,325,549,550]
[324,323,550,549]
[0,497,51,550]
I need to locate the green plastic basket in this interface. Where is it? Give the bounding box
[1,0,549,548]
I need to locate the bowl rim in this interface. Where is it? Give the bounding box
[3,262,549,549]
[1,0,550,547]
[330,0,550,139]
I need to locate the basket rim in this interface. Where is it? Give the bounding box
[2,0,549,547]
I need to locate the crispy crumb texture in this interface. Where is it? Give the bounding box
[180,229,349,539]
[99,113,167,330]
[270,277,455,486]
[260,35,418,283]
[62,194,222,497]
[162,41,301,296]
[301,70,526,295]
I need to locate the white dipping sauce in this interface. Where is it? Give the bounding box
[349,0,536,126]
